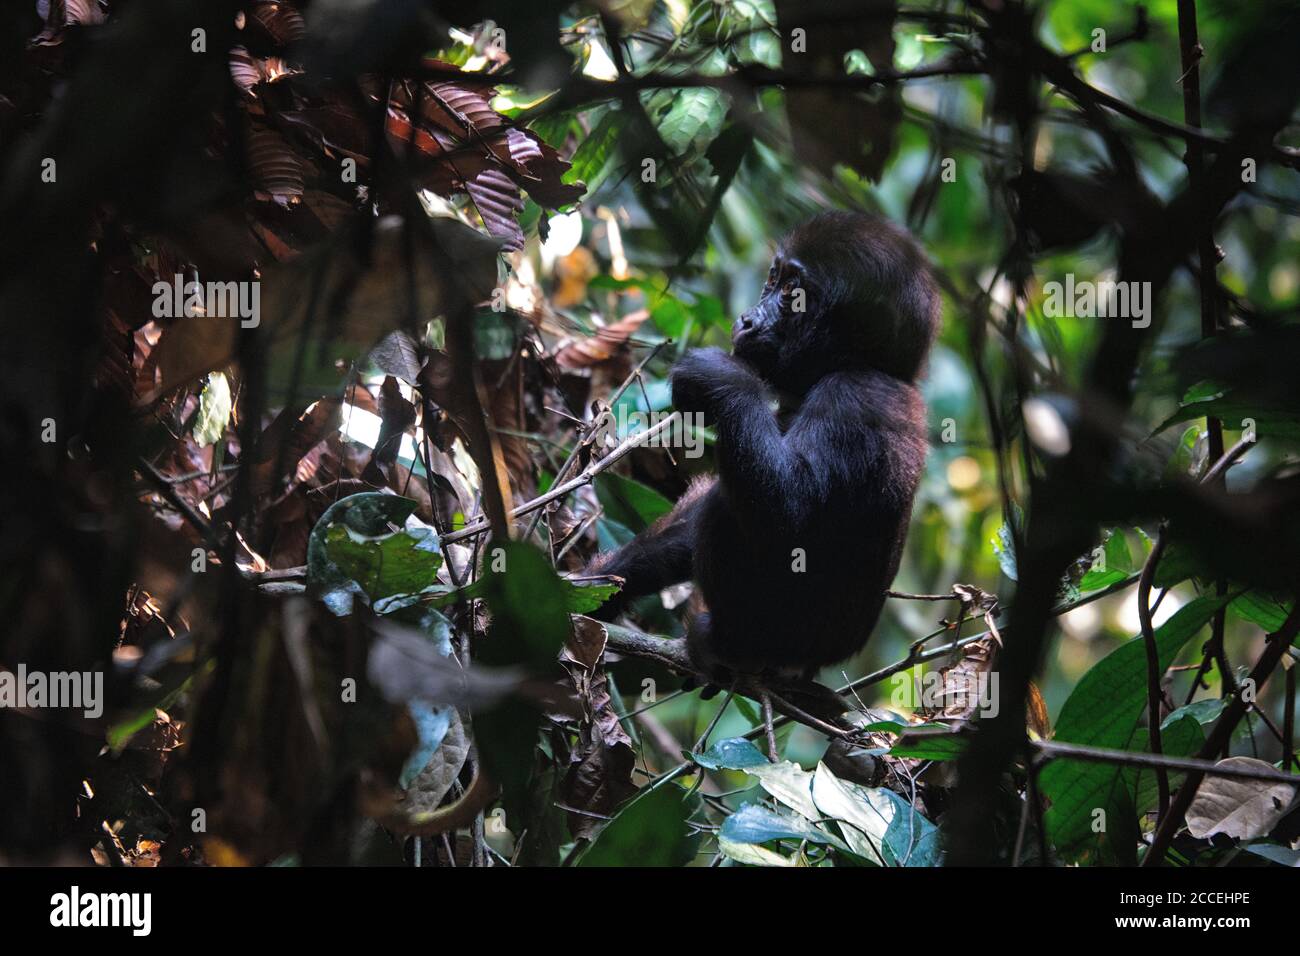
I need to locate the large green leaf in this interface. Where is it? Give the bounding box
[306,493,442,616]
[576,779,701,867]
[474,542,574,818]
[1230,590,1295,634]
[1039,594,1231,862]
[654,88,726,158]
[859,721,968,760]
[564,108,628,194]
[595,472,673,532]
[810,762,942,866]
[1078,529,1134,592]
[690,737,770,770]
[720,802,852,853]
[1155,389,1300,442]
[1124,711,1206,822]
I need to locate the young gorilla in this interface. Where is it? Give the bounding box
[590,211,940,684]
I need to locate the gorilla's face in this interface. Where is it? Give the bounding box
[732,250,825,391]
[733,212,940,393]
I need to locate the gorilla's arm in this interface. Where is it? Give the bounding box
[670,347,829,533]
[586,477,714,617]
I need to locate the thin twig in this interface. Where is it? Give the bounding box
[1286,664,1297,772]
[524,339,671,544]
[443,412,682,545]
[760,693,778,761]
[691,689,735,754]
[1034,739,1299,785]
[1137,528,1171,820]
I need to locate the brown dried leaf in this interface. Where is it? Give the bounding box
[247,126,305,205]
[229,47,297,96]
[251,397,342,496]
[560,617,636,838]
[481,358,536,499]
[463,166,525,252]
[1026,681,1051,738]
[933,635,998,720]
[278,102,373,163]
[247,1,306,46]
[554,309,649,369]
[389,711,471,826]
[1186,758,1299,841]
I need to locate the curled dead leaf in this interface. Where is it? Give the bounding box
[1186,757,1299,841]
[554,309,649,370]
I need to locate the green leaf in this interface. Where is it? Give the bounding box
[888,733,968,761]
[306,493,442,616]
[565,109,628,193]
[192,371,232,447]
[858,721,967,760]
[810,762,942,866]
[595,472,673,532]
[1080,530,1134,591]
[323,525,441,610]
[1163,697,1227,729]
[1156,390,1300,441]
[1162,424,1201,482]
[691,737,770,770]
[474,542,574,818]
[719,802,851,852]
[576,779,701,866]
[1126,712,1205,820]
[526,113,575,150]
[689,294,729,330]
[563,579,623,614]
[1152,540,1207,589]
[993,521,1018,581]
[1039,594,1232,861]
[655,88,726,158]
[649,294,692,339]
[1078,567,1129,592]
[1231,590,1294,633]
[477,541,570,672]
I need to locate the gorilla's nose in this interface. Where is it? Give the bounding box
[735,312,754,333]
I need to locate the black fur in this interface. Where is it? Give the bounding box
[590,212,940,680]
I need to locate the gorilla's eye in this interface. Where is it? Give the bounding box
[765,265,778,289]
[781,278,799,298]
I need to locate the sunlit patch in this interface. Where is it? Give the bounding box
[542,210,584,259]
[947,455,981,491]
[339,404,419,463]
[1116,589,1186,635]
[1060,601,1101,640]
[1022,397,1071,457]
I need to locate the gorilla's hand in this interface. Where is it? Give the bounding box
[670,347,758,423]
